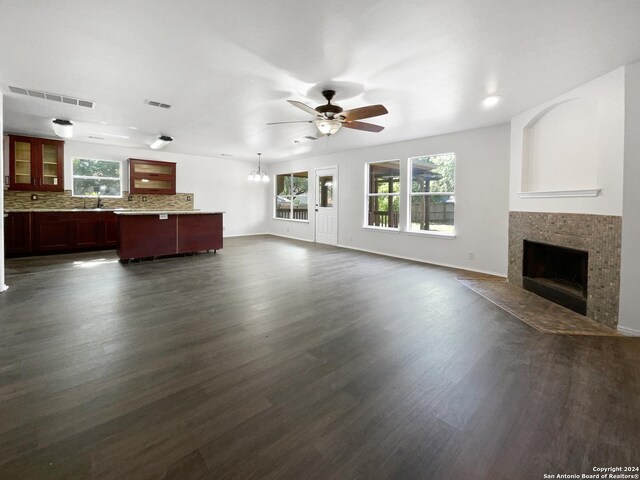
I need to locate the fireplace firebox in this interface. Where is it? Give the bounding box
[522,240,588,315]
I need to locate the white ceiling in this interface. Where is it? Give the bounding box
[1,0,640,162]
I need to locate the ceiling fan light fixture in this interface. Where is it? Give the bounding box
[150,135,173,150]
[52,118,73,138]
[315,118,342,136]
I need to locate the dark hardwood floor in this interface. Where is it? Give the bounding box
[1,235,638,479]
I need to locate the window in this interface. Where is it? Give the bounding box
[409,153,455,234]
[275,171,308,220]
[72,158,122,197]
[366,160,400,228]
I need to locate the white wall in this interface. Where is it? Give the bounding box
[510,67,625,215]
[619,61,640,334]
[267,124,511,276]
[62,141,268,236]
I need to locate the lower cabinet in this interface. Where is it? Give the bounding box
[4,212,32,255]
[33,213,73,252]
[5,211,118,257]
[117,213,223,260]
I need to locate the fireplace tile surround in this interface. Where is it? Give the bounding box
[508,211,622,328]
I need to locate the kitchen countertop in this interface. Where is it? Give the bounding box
[5,208,130,212]
[114,210,223,215]
[4,209,222,214]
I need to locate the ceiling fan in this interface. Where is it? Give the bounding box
[267,90,388,136]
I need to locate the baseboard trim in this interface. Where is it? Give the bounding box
[336,243,506,278]
[617,326,640,337]
[262,233,507,277]
[267,233,315,243]
[224,232,269,238]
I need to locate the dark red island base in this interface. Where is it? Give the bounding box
[115,211,223,261]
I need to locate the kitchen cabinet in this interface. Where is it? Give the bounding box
[116,212,223,260]
[4,212,32,256]
[5,211,118,256]
[129,159,176,195]
[9,135,64,192]
[32,212,73,252]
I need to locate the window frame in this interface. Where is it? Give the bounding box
[408,152,456,236]
[364,159,401,230]
[273,171,309,222]
[71,158,123,198]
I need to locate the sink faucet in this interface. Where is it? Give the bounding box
[97,193,104,209]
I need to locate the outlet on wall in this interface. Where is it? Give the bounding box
[468,252,475,260]
[31,194,38,201]
[142,196,147,202]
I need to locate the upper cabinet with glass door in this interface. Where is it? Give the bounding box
[129,159,177,195]
[9,135,64,192]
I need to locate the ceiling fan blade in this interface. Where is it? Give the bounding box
[287,100,320,116]
[266,120,313,125]
[340,104,388,121]
[342,120,385,133]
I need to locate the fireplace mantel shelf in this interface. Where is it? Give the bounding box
[518,188,601,199]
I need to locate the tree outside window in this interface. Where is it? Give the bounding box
[72,158,122,197]
[409,153,455,234]
[275,172,308,220]
[366,160,400,228]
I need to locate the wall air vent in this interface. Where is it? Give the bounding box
[144,99,172,109]
[8,86,95,108]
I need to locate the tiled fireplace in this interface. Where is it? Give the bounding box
[508,211,622,328]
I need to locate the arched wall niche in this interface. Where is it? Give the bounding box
[521,97,599,193]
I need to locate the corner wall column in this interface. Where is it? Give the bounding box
[0,92,7,292]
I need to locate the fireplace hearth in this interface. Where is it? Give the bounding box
[508,211,621,328]
[522,240,588,315]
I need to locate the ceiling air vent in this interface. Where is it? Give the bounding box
[8,86,28,95]
[144,99,172,109]
[8,86,95,108]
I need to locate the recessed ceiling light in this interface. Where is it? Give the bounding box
[483,95,502,108]
[100,121,108,125]
[128,126,138,130]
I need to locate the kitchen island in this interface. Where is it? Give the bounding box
[115,210,223,261]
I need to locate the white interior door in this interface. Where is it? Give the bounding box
[315,167,338,245]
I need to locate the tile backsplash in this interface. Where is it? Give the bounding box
[4,189,194,210]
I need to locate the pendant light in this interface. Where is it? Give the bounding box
[248,152,269,183]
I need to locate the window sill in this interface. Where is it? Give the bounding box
[405,230,456,239]
[363,226,456,239]
[362,226,400,233]
[272,217,309,224]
